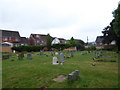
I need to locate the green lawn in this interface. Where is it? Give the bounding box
[2,51,118,88]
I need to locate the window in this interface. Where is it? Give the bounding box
[15,38,19,41]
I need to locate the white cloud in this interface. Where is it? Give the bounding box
[0,0,119,42]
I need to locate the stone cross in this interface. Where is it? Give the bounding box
[27,54,32,59]
[52,57,59,65]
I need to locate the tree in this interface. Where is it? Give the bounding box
[112,3,120,51]
[46,34,52,50]
[102,3,120,51]
[69,37,76,46]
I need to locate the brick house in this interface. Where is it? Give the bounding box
[20,37,29,46]
[0,29,21,47]
[29,34,47,46]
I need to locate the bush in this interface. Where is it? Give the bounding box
[52,43,71,51]
[11,45,45,52]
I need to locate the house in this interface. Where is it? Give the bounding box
[29,34,47,46]
[52,37,60,45]
[20,37,29,46]
[52,37,67,45]
[95,36,104,49]
[0,29,21,47]
[95,36,104,46]
[58,38,67,43]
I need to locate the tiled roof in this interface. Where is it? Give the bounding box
[0,29,20,37]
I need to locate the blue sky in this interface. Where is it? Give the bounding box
[0,0,119,42]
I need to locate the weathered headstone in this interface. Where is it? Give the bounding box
[18,53,24,60]
[60,53,64,63]
[52,57,59,65]
[68,70,79,82]
[27,54,32,59]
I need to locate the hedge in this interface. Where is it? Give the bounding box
[11,45,45,52]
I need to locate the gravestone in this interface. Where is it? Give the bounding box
[46,54,48,57]
[52,57,59,65]
[27,54,32,59]
[13,50,16,53]
[55,52,59,55]
[71,51,74,57]
[68,70,79,82]
[60,53,65,64]
[51,51,54,56]
[39,50,43,55]
[18,53,24,60]
[0,54,2,58]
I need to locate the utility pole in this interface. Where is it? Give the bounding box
[87,36,88,45]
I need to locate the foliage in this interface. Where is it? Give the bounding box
[68,37,76,46]
[86,45,96,50]
[46,34,52,50]
[102,3,120,51]
[52,43,71,51]
[11,45,45,52]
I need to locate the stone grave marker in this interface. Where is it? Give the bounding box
[0,54,2,58]
[71,51,74,57]
[52,57,59,65]
[55,52,59,55]
[18,53,24,60]
[13,50,16,53]
[60,53,65,64]
[39,50,43,55]
[51,51,54,56]
[68,70,79,82]
[27,54,32,59]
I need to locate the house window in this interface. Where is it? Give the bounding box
[15,38,19,41]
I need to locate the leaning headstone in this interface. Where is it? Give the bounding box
[52,57,59,65]
[27,54,32,59]
[68,70,79,82]
[60,53,65,63]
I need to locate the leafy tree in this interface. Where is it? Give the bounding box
[102,3,120,51]
[112,3,120,51]
[69,37,76,46]
[46,34,52,50]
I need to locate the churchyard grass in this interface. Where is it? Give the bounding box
[2,51,118,88]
